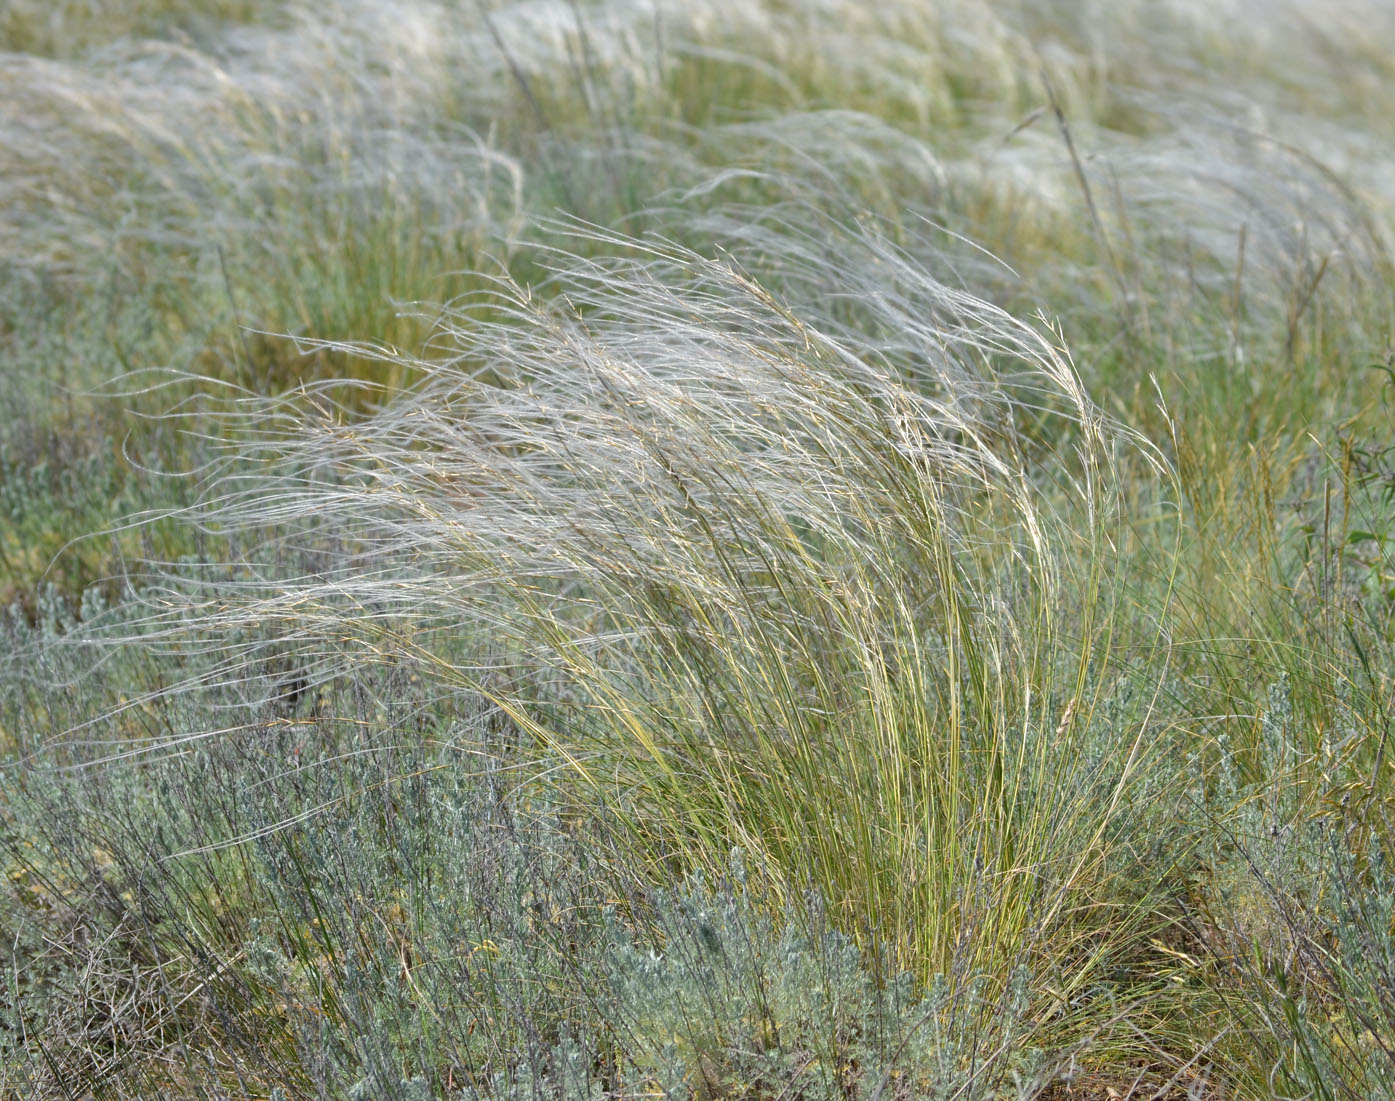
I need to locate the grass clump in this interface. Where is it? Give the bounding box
[59,213,1196,1092]
[164,217,1165,986]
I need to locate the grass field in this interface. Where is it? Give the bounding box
[2,1,1394,1097]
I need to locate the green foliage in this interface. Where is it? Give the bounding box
[1188,673,1395,1100]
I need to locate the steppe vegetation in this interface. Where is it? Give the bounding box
[2,1,1394,1097]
